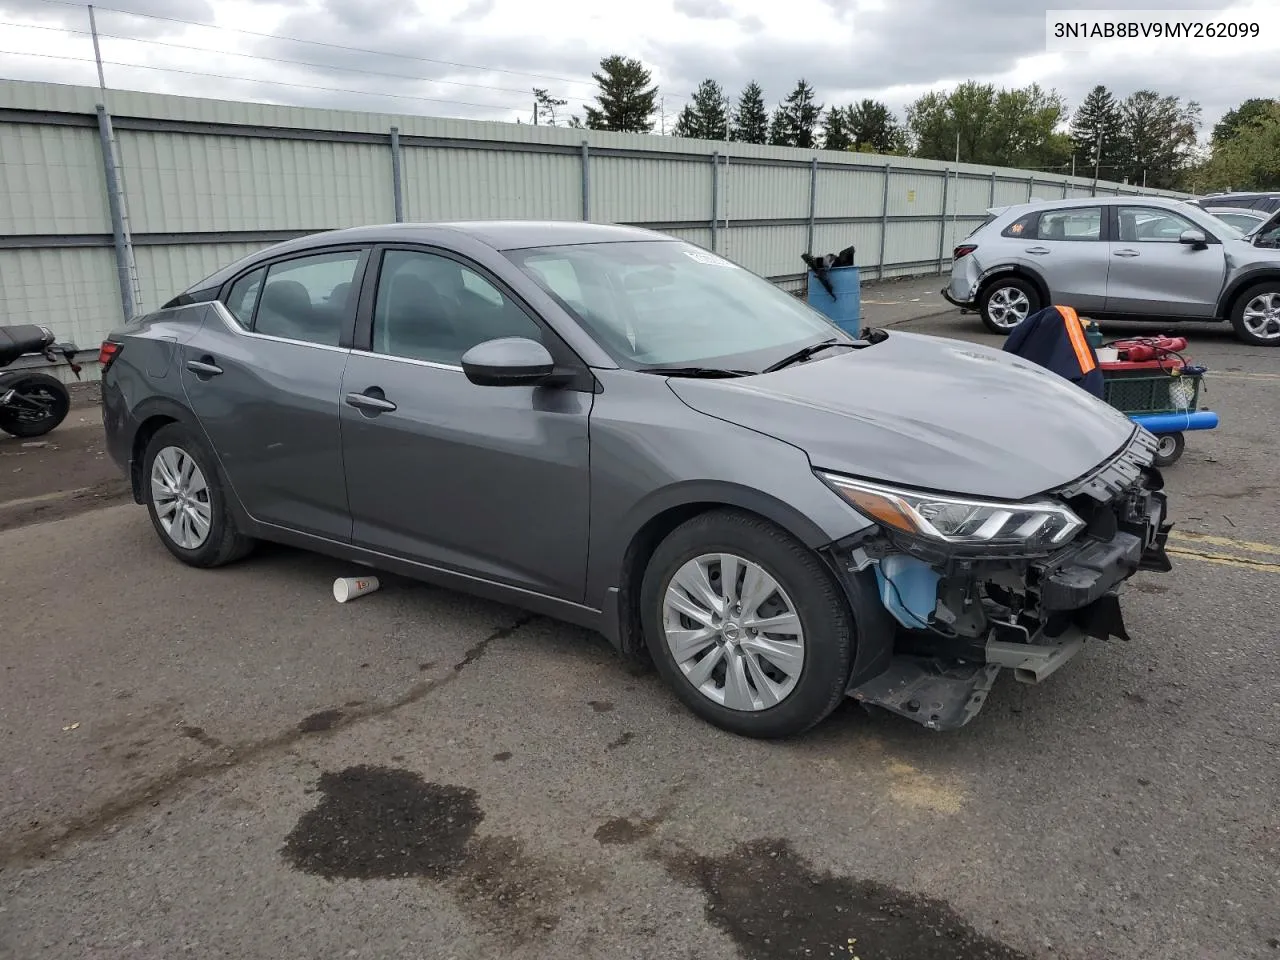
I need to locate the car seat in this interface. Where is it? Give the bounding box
[257,279,313,339]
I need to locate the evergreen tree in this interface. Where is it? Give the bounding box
[1115,90,1200,188]
[768,107,790,146]
[731,81,768,144]
[583,55,659,133]
[847,99,905,154]
[1069,85,1124,178]
[683,78,728,140]
[672,104,698,138]
[781,79,823,149]
[821,106,852,151]
[531,87,568,126]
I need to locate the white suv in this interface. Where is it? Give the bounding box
[943,195,1280,346]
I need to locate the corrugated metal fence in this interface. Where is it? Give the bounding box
[0,78,1185,379]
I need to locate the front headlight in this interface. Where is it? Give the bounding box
[818,472,1085,551]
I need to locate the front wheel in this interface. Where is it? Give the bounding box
[0,372,70,438]
[639,509,855,739]
[142,422,254,568]
[1229,282,1280,346]
[1152,431,1185,467]
[978,277,1041,335]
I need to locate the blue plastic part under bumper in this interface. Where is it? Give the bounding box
[1131,410,1219,434]
[873,554,941,630]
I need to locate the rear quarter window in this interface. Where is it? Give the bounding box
[1000,213,1038,238]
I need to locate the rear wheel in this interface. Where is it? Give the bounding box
[0,372,70,438]
[978,277,1040,335]
[142,422,254,568]
[639,509,855,739]
[1229,282,1280,346]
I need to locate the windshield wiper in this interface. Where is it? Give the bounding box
[763,329,890,373]
[763,337,845,373]
[637,366,754,379]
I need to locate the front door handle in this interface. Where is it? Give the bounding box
[345,390,397,414]
[1025,246,1051,255]
[1114,249,1141,258]
[186,358,223,376]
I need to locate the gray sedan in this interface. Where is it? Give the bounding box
[100,221,1173,737]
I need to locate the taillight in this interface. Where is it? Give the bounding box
[98,340,122,372]
[953,244,978,260]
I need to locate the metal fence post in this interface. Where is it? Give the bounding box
[877,163,891,280]
[806,156,818,255]
[95,103,136,322]
[1061,178,1069,198]
[989,170,996,206]
[580,141,590,221]
[1027,175,1035,201]
[389,126,404,222]
[937,168,950,272]
[711,151,720,252]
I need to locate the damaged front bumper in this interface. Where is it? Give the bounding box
[833,430,1173,731]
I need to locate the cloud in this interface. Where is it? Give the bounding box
[0,0,1273,135]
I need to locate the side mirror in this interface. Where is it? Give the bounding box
[461,337,556,387]
[1179,229,1208,248]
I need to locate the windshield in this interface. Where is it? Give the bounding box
[504,240,850,371]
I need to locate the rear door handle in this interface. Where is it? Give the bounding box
[344,391,397,414]
[185,359,223,376]
[1114,249,1141,258]
[1025,246,1051,255]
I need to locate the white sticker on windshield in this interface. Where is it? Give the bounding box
[683,251,732,266]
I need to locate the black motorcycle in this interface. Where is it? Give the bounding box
[0,324,83,439]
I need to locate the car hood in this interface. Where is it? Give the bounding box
[667,331,1139,500]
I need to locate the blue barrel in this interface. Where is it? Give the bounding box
[806,265,861,337]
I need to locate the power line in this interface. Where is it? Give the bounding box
[0,19,601,105]
[22,0,641,95]
[0,49,530,113]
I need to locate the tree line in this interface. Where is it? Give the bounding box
[530,55,1277,193]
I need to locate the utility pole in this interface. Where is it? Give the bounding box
[1092,129,1102,195]
[533,99,539,125]
[88,4,142,319]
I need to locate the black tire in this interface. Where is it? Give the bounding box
[1152,431,1185,467]
[1228,281,1280,346]
[639,509,855,739]
[141,421,254,568]
[0,372,70,438]
[978,276,1041,336]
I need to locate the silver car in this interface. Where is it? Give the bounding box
[100,221,1174,737]
[944,195,1280,345]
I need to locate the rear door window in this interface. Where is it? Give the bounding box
[1033,207,1102,241]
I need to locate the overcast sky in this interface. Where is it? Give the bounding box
[1,0,1277,139]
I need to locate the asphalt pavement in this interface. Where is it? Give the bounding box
[1,276,1277,960]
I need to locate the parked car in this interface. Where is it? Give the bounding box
[1203,206,1269,234]
[944,196,1280,345]
[100,221,1173,737]
[1196,192,1280,216]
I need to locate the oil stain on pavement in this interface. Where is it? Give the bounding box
[282,765,601,941]
[282,765,480,880]
[660,837,1028,960]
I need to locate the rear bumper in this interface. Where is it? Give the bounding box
[941,286,973,309]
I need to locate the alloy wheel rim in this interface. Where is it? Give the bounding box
[987,287,1031,329]
[661,553,805,712]
[151,445,212,550]
[1241,291,1280,340]
[1157,435,1178,457]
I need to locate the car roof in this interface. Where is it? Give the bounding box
[985,195,1195,219]
[287,220,670,252]
[1204,206,1266,217]
[174,220,677,300]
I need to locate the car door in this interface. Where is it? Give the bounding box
[179,246,367,540]
[339,244,593,602]
[1018,205,1109,311]
[1105,205,1227,317]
